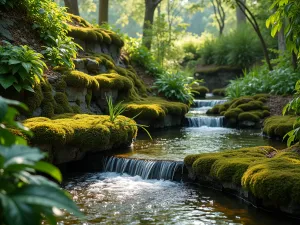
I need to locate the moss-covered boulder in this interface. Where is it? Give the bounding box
[23,114,137,164]
[263,116,298,139]
[122,97,189,128]
[184,145,300,215]
[207,95,271,128]
[212,88,226,97]
[192,85,209,98]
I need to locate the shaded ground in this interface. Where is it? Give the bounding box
[133,65,155,88]
[266,95,293,116]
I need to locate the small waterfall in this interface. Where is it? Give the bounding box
[104,157,183,181]
[194,99,227,107]
[188,116,224,127]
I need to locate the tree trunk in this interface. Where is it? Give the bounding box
[142,0,162,50]
[236,0,246,26]
[278,27,286,52]
[64,0,79,15]
[99,0,109,25]
[236,0,273,70]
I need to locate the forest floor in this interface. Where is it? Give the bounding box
[266,95,293,116]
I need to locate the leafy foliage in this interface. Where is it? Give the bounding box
[267,0,300,55]
[226,53,300,99]
[0,42,46,92]
[0,96,83,225]
[42,37,80,69]
[154,71,200,105]
[106,95,152,139]
[283,81,300,146]
[125,37,164,77]
[199,24,261,68]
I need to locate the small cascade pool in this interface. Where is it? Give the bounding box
[61,96,293,224]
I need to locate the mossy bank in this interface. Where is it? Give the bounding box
[184,145,300,217]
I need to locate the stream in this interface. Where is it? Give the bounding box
[59,96,297,225]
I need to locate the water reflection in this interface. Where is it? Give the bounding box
[60,172,298,225]
[119,127,286,161]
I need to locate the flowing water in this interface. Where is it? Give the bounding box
[61,96,295,225]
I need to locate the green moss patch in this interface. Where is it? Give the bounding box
[63,70,99,89]
[207,95,271,127]
[192,85,209,98]
[185,146,300,204]
[24,114,137,150]
[263,116,298,139]
[122,97,189,120]
[94,73,133,90]
[212,88,226,97]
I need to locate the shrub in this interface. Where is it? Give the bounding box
[125,37,164,77]
[0,43,46,92]
[154,71,200,105]
[0,96,82,225]
[198,24,261,69]
[42,37,80,69]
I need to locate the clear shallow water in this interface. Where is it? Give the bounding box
[60,172,298,225]
[117,127,285,161]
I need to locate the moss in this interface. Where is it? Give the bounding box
[23,114,137,150]
[253,94,270,100]
[212,88,226,97]
[224,108,243,120]
[63,70,99,89]
[237,100,263,111]
[123,97,189,120]
[54,92,73,113]
[207,105,222,114]
[263,116,298,138]
[192,86,209,98]
[188,146,277,185]
[229,97,253,109]
[242,150,300,204]
[94,73,133,90]
[41,102,55,118]
[23,83,44,113]
[238,112,260,122]
[263,110,271,118]
[68,25,103,42]
[85,89,92,107]
[68,13,92,28]
[55,79,67,92]
[71,105,81,113]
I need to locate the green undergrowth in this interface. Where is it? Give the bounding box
[207,94,271,127]
[23,114,137,150]
[185,145,300,205]
[122,97,189,120]
[263,116,299,139]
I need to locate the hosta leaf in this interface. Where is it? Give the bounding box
[0,75,16,89]
[33,161,62,183]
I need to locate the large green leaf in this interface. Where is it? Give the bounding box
[33,161,62,183]
[0,145,45,168]
[0,97,8,121]
[0,75,16,89]
[11,184,83,218]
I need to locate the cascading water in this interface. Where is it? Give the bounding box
[194,99,227,107]
[187,98,227,127]
[187,116,224,127]
[104,156,183,180]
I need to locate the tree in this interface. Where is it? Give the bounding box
[142,0,163,50]
[211,0,226,36]
[225,0,273,70]
[236,0,246,26]
[267,0,300,69]
[64,0,79,15]
[99,0,109,24]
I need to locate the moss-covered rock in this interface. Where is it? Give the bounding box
[263,116,298,138]
[185,145,300,206]
[63,70,99,89]
[123,97,189,120]
[192,85,209,98]
[207,96,271,128]
[94,73,133,90]
[23,114,137,150]
[212,88,226,97]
